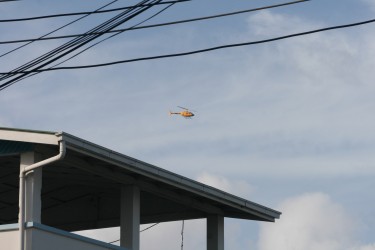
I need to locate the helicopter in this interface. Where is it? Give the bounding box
[169,106,195,118]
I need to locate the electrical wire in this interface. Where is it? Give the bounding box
[108,239,120,244]
[0,0,130,77]
[48,1,176,70]
[1,0,177,89]
[0,0,120,58]
[0,0,302,92]
[140,222,160,232]
[0,0,162,90]
[107,222,160,244]
[0,0,178,91]
[3,16,372,75]
[3,0,154,72]
[0,0,189,23]
[0,0,309,45]
[181,220,184,250]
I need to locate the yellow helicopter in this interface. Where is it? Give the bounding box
[169,106,195,118]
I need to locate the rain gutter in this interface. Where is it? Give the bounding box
[18,138,66,250]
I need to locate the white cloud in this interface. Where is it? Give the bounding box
[0,117,12,127]
[246,10,319,38]
[196,172,255,199]
[362,0,375,12]
[2,4,375,250]
[258,193,374,250]
[146,9,375,179]
[354,244,375,250]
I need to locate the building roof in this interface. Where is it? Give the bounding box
[0,127,280,231]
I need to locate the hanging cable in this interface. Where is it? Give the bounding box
[48,1,176,70]
[0,1,134,79]
[140,222,160,232]
[181,220,184,250]
[108,239,120,244]
[0,0,309,45]
[0,0,162,90]
[0,0,176,91]
[0,0,120,58]
[107,222,160,244]
[0,0,176,90]
[0,0,189,23]
[0,0,166,76]
[3,16,372,77]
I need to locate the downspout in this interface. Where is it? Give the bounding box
[19,139,66,250]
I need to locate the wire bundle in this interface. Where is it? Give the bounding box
[0,0,309,92]
[0,0,164,91]
[1,0,374,92]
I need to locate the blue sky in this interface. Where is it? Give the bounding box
[1,0,375,249]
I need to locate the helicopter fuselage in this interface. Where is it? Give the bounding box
[180,111,194,117]
[169,111,194,118]
[169,106,195,118]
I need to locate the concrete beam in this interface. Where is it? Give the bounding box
[207,215,224,250]
[120,185,140,250]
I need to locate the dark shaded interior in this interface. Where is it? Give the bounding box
[0,143,270,232]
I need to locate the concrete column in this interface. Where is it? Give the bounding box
[20,152,42,223]
[207,215,224,250]
[120,185,140,250]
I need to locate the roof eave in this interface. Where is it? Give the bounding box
[60,132,281,221]
[0,128,281,222]
[0,127,60,145]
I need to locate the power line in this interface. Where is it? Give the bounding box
[2,0,154,75]
[0,0,163,90]
[48,1,176,70]
[0,0,309,45]
[3,17,372,75]
[140,222,160,232]
[181,220,184,250]
[108,239,119,244]
[0,0,189,23]
[0,0,122,71]
[7,0,176,87]
[0,0,305,90]
[107,222,160,244]
[0,0,181,91]
[0,0,176,90]
[0,0,120,58]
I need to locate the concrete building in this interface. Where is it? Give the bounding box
[0,127,281,250]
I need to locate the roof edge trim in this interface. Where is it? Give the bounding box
[0,127,60,145]
[61,132,281,221]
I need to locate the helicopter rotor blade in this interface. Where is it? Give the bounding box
[178,106,198,113]
[178,106,189,110]
[177,106,197,113]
